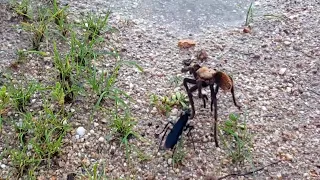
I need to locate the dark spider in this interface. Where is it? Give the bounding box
[181,63,241,147]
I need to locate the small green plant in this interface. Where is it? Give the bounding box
[219,113,253,166]
[168,75,183,87]
[0,86,10,114]
[32,105,70,163]
[245,2,254,27]
[9,147,41,178]
[81,10,112,40]
[53,41,77,103]
[108,94,146,162]
[11,105,70,177]
[70,33,98,66]
[51,82,65,106]
[21,19,47,50]
[87,65,105,95]
[0,86,10,131]
[94,58,143,109]
[20,6,66,50]
[80,162,109,180]
[111,110,137,142]
[10,112,41,177]
[8,82,39,112]
[150,91,189,116]
[10,49,47,69]
[16,49,27,62]
[15,48,47,62]
[51,0,69,36]
[10,0,32,20]
[172,139,186,168]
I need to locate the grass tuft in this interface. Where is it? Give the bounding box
[9,0,32,20]
[219,112,253,166]
[10,104,70,177]
[8,82,40,112]
[81,10,112,40]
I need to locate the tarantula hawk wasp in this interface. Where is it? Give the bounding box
[181,63,241,147]
[155,108,195,165]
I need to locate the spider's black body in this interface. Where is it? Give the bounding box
[156,109,195,157]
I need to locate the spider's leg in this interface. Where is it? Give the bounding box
[197,80,203,99]
[196,80,208,108]
[210,83,220,147]
[202,94,208,108]
[183,78,197,119]
[229,76,241,110]
[185,124,196,152]
[191,83,208,108]
[157,121,174,152]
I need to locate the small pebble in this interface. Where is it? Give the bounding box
[284,153,293,161]
[279,68,287,75]
[283,41,291,45]
[98,137,105,142]
[75,135,80,140]
[76,127,86,137]
[101,118,108,123]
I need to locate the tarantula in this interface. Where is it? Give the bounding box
[181,63,241,147]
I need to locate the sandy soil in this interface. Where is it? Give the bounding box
[0,0,319,179]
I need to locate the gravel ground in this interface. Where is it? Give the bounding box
[0,0,320,179]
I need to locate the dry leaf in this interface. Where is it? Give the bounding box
[178,39,196,48]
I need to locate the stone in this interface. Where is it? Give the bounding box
[98,137,105,142]
[279,68,287,75]
[76,127,86,137]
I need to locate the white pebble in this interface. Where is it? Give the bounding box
[261,106,267,111]
[75,135,80,139]
[283,41,291,46]
[279,68,287,75]
[98,137,105,142]
[76,127,86,137]
[129,83,134,89]
[101,118,108,123]
[93,122,99,127]
[0,164,6,169]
